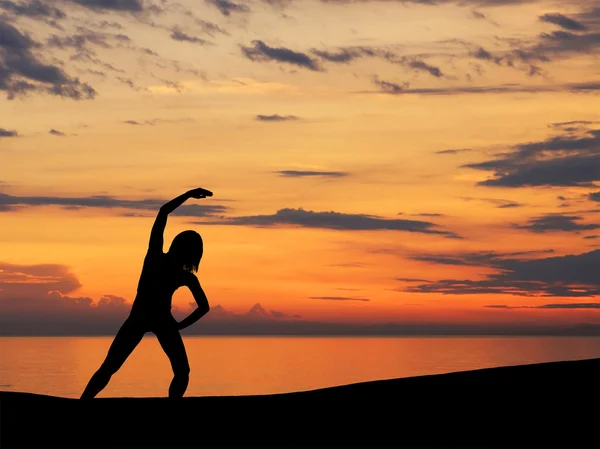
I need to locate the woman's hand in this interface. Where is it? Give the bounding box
[188,187,213,199]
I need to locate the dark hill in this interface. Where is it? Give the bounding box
[1,358,599,449]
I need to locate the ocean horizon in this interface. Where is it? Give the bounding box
[1,335,598,399]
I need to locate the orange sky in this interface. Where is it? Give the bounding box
[0,0,599,334]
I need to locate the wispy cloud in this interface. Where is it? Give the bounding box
[539,13,587,31]
[514,214,600,233]
[170,28,211,46]
[241,40,321,71]
[398,249,600,297]
[0,128,18,137]
[485,303,600,309]
[205,0,250,16]
[435,148,473,155]
[463,127,600,188]
[197,207,459,238]
[0,193,227,216]
[0,19,97,100]
[256,114,299,121]
[67,0,144,13]
[310,296,370,302]
[0,0,65,19]
[275,170,348,178]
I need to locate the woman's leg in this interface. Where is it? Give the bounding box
[155,320,190,399]
[80,316,145,399]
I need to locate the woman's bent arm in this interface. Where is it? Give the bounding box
[177,274,210,330]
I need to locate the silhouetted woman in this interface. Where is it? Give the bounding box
[81,188,213,399]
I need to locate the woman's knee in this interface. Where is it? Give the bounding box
[173,362,190,377]
[98,361,119,377]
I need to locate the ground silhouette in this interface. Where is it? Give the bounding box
[2,358,599,449]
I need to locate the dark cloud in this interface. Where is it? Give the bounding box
[0,0,65,18]
[241,40,321,71]
[514,214,600,233]
[313,46,445,78]
[550,120,599,129]
[0,19,97,100]
[400,249,600,297]
[0,192,227,216]
[462,127,600,188]
[170,28,211,46]
[485,303,600,309]
[0,127,18,137]
[205,0,250,16]
[122,117,194,126]
[584,235,598,239]
[372,76,409,94]
[275,170,348,178]
[67,0,144,12]
[197,207,459,238]
[0,263,596,336]
[539,13,587,31]
[195,19,229,37]
[0,262,82,298]
[310,296,370,302]
[589,191,600,202]
[368,80,600,96]
[459,196,522,208]
[48,129,65,136]
[435,148,473,155]
[256,114,299,121]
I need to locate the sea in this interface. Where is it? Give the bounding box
[1,336,599,398]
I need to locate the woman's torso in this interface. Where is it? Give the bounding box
[131,251,185,316]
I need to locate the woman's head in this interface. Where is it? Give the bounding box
[168,230,203,272]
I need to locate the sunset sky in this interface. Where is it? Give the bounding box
[1,0,599,335]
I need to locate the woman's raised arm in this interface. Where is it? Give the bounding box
[148,188,213,253]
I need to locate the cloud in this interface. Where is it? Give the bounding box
[0,262,132,335]
[311,296,370,302]
[514,214,600,233]
[49,129,65,136]
[399,249,600,297]
[485,303,600,309]
[313,46,445,78]
[368,80,600,96]
[256,114,299,121]
[0,127,18,137]
[589,192,600,202]
[372,76,409,94]
[436,148,473,155]
[0,263,597,336]
[539,13,587,31]
[462,127,600,188]
[0,0,65,19]
[241,40,321,71]
[197,207,459,238]
[122,118,195,126]
[67,0,144,12]
[275,170,348,178]
[459,196,522,208]
[0,193,227,216]
[0,262,82,298]
[205,0,250,16]
[0,19,97,100]
[170,28,211,46]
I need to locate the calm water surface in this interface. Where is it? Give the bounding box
[0,336,598,398]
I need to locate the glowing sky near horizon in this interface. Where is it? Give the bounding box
[1,0,599,334]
